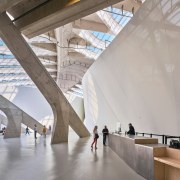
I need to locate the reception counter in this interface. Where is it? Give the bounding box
[108,133,165,180]
[109,134,180,180]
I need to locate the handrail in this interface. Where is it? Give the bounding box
[136,132,180,145]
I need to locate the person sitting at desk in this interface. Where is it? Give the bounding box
[127,123,135,135]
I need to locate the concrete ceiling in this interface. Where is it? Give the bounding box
[0,0,143,97]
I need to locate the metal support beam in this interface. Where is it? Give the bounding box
[0,13,90,144]
[13,0,123,38]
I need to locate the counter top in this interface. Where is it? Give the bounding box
[110,133,159,144]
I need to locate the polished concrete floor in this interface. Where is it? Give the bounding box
[0,132,146,180]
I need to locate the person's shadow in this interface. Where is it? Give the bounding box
[34,138,37,147]
[91,149,99,162]
[43,138,46,147]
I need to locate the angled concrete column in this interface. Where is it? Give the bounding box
[0,114,7,130]
[0,114,8,126]
[0,13,90,144]
[0,95,44,138]
[2,109,22,138]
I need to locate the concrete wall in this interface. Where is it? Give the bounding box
[83,0,180,135]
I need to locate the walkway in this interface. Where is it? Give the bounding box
[0,132,146,180]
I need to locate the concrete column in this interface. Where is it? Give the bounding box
[0,95,44,138]
[0,13,90,144]
[0,114,8,127]
[22,113,43,133]
[2,109,22,138]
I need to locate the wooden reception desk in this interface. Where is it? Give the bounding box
[108,134,180,180]
[154,147,180,180]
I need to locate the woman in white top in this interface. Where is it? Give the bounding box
[91,126,99,150]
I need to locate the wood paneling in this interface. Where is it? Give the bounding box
[154,147,180,180]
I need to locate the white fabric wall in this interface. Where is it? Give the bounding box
[83,0,180,135]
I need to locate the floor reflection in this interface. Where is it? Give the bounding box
[0,133,146,180]
[91,149,99,162]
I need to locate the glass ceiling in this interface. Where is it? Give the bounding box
[0,6,133,97]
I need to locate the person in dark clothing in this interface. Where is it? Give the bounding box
[25,126,30,135]
[34,124,37,139]
[127,123,135,135]
[102,126,109,146]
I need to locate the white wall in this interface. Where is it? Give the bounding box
[71,97,85,121]
[83,0,180,135]
[0,86,53,121]
[0,86,84,128]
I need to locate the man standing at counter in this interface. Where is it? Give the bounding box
[127,123,135,135]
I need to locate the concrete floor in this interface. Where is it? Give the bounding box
[0,133,146,180]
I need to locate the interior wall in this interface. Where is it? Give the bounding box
[0,86,83,128]
[71,97,85,121]
[0,86,53,121]
[83,0,180,135]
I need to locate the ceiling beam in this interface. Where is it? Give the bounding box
[72,19,108,33]
[0,71,57,78]
[31,42,57,52]
[0,0,23,13]
[68,51,86,58]
[44,30,56,39]
[113,0,142,13]
[13,0,123,38]
[73,29,106,50]
[38,55,57,62]
[45,64,57,70]
[49,71,57,76]
[69,37,90,46]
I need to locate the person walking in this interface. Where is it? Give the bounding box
[48,125,51,132]
[42,125,47,138]
[34,124,37,139]
[91,126,99,150]
[2,127,6,135]
[102,125,109,146]
[25,126,30,135]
